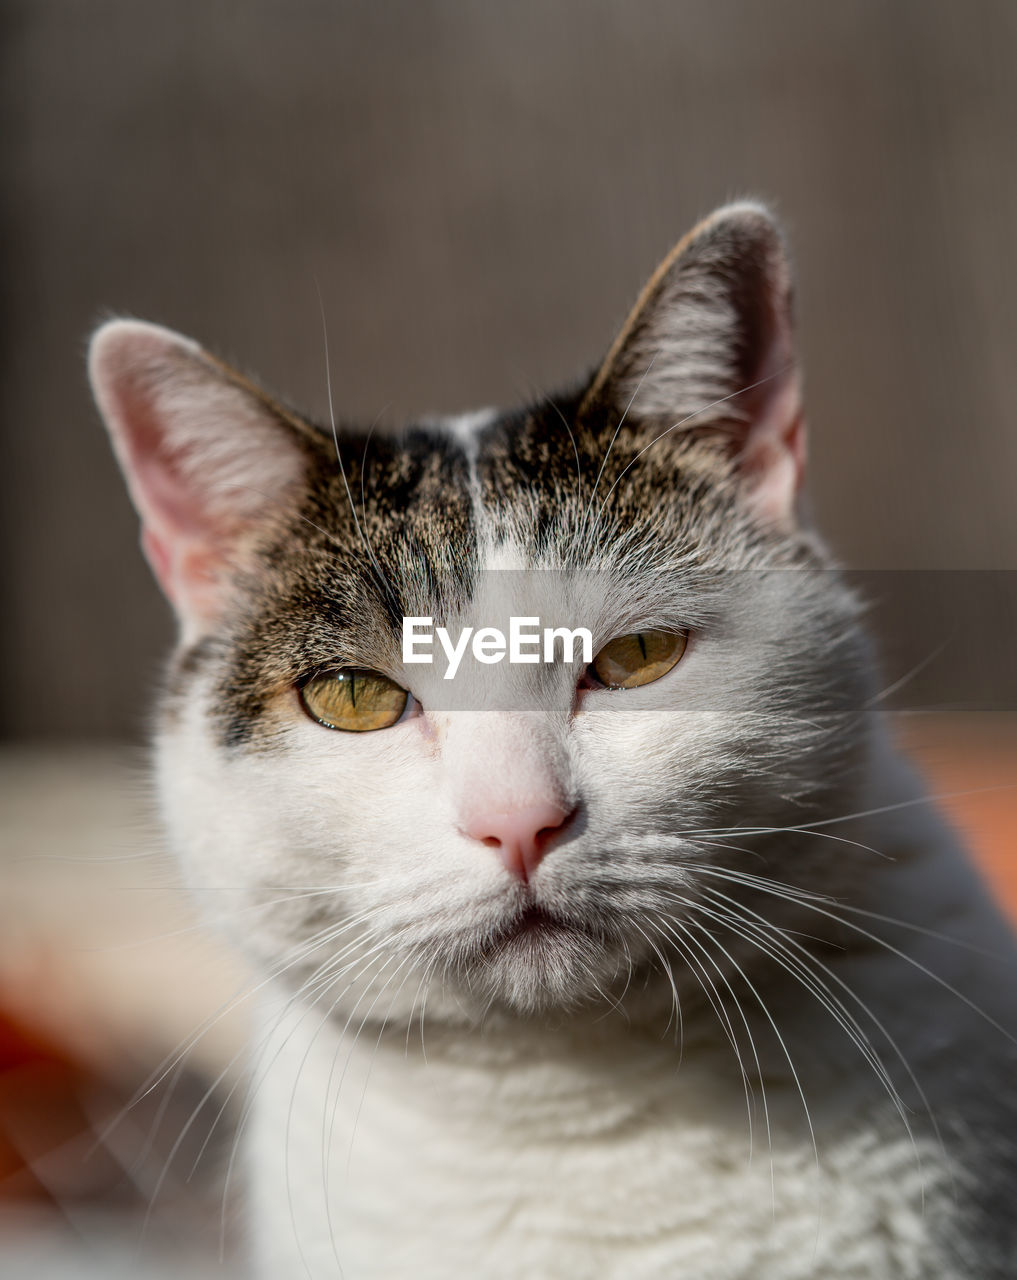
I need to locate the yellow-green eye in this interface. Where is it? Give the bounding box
[591,630,688,690]
[298,668,409,732]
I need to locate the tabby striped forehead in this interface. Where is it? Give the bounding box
[96,202,808,745]
[183,384,743,748]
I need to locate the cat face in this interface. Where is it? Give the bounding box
[90,203,873,1019]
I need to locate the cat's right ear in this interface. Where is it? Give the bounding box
[581,202,805,528]
[89,320,313,638]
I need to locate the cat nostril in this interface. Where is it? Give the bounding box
[464,802,574,881]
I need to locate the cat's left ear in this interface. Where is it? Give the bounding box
[89,319,316,639]
[583,201,805,526]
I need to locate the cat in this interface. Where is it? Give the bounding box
[89,202,1017,1278]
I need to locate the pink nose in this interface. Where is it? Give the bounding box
[465,801,573,881]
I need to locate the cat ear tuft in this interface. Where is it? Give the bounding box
[89,319,312,636]
[585,201,805,525]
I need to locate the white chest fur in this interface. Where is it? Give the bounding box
[246,987,953,1280]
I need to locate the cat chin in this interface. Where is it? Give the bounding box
[431,911,633,1017]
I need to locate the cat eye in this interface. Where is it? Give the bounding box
[298,668,409,732]
[590,629,688,690]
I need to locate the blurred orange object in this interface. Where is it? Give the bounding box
[0,1010,95,1199]
[896,713,1017,923]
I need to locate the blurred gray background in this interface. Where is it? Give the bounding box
[4,0,1017,741]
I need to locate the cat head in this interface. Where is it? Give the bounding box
[89,202,872,1021]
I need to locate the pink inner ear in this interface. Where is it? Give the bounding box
[140,527,174,602]
[124,394,218,534]
[121,403,242,617]
[740,419,806,527]
[140,523,225,615]
[735,344,807,527]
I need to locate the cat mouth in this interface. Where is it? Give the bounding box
[504,904,562,937]
[483,903,587,953]
[461,899,625,1012]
